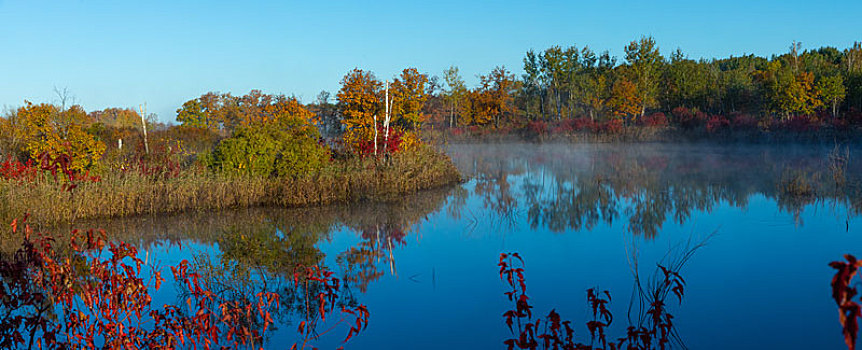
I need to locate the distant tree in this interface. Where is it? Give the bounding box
[522,50,547,121]
[313,90,340,137]
[608,77,642,120]
[442,66,467,127]
[89,107,141,128]
[176,92,227,131]
[542,46,566,120]
[473,66,516,128]
[817,75,846,117]
[391,68,429,130]
[662,49,710,111]
[624,36,663,119]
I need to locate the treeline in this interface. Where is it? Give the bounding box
[307,37,862,139]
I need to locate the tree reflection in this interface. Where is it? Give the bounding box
[450,143,862,238]
[337,223,407,293]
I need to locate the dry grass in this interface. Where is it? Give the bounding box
[0,146,461,226]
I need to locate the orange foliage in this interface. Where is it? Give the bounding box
[609,78,642,121]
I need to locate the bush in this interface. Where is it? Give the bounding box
[730,113,759,130]
[779,115,821,132]
[705,115,730,133]
[640,112,668,127]
[526,120,547,137]
[599,119,623,134]
[672,107,707,130]
[209,124,329,177]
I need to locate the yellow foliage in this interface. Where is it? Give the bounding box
[391,68,429,130]
[337,69,382,133]
[399,130,421,152]
[16,101,105,171]
[609,78,642,120]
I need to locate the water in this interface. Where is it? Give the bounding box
[86,142,862,349]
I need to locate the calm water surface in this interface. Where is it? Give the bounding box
[96,142,862,349]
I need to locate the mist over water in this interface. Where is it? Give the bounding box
[92,141,861,349]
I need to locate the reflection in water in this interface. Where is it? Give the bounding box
[104,187,449,344]
[337,223,407,293]
[6,142,860,348]
[449,143,862,237]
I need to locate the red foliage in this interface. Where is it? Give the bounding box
[122,144,182,180]
[730,113,759,130]
[526,120,548,137]
[0,215,369,349]
[640,113,668,128]
[356,125,404,157]
[0,158,37,182]
[498,252,685,350]
[830,254,862,350]
[672,107,707,130]
[778,115,822,132]
[599,119,623,134]
[705,115,730,133]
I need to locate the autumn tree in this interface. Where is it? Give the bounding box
[608,77,642,120]
[0,108,27,157]
[662,49,710,111]
[391,68,429,130]
[542,46,567,120]
[15,101,105,170]
[624,36,663,119]
[337,68,383,151]
[176,92,227,132]
[89,108,141,128]
[471,66,516,128]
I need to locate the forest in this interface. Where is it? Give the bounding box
[1,37,860,224]
[315,37,862,140]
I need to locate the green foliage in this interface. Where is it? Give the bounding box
[209,123,329,177]
[218,222,324,274]
[624,36,663,118]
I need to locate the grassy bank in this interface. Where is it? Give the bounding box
[0,145,461,226]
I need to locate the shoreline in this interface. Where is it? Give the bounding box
[0,146,462,227]
[426,125,862,145]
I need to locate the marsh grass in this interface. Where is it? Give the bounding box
[0,146,461,226]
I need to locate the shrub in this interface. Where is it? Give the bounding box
[780,115,821,132]
[526,120,547,137]
[354,125,406,157]
[640,112,668,127]
[210,124,329,177]
[673,107,707,130]
[731,113,759,130]
[599,119,623,134]
[706,115,730,133]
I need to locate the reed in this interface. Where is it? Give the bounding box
[0,146,461,226]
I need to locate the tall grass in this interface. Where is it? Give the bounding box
[0,146,461,226]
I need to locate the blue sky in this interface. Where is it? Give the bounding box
[1,0,860,122]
